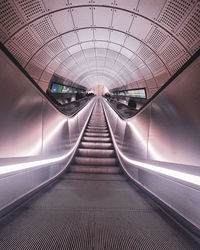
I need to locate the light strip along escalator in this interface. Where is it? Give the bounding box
[0,99,198,249]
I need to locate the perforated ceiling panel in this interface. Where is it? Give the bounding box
[46,38,65,56]
[0,28,7,43]
[160,40,184,64]
[158,0,196,32]
[30,16,57,42]
[13,27,41,56]
[138,46,154,61]
[177,1,200,53]
[15,0,46,21]
[0,0,24,35]
[0,0,200,97]
[5,40,29,66]
[146,27,169,51]
[34,49,53,67]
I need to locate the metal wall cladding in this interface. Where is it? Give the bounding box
[42,101,70,156]
[103,55,200,229]
[125,108,151,160]
[0,49,95,212]
[105,56,200,166]
[148,57,200,166]
[0,51,43,157]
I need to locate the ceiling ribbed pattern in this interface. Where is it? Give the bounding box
[0,0,200,97]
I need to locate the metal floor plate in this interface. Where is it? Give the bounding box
[0,173,199,250]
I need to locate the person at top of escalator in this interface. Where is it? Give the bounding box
[104,92,111,99]
[75,91,83,100]
[128,97,137,109]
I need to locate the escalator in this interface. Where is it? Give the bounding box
[0,100,199,249]
[70,99,121,175]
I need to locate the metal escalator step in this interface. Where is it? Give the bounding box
[90,116,104,118]
[87,125,107,128]
[74,157,117,166]
[79,142,113,149]
[84,132,110,137]
[89,122,106,124]
[86,129,109,133]
[90,118,105,120]
[87,126,108,130]
[89,121,106,124]
[70,165,121,174]
[63,173,126,181]
[90,120,105,122]
[82,136,111,142]
[90,118,106,123]
[88,122,106,125]
[88,124,107,127]
[77,148,115,158]
[86,127,107,130]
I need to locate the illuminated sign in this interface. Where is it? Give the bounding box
[51,83,85,94]
[113,88,146,99]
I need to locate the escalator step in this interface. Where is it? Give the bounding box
[89,119,106,121]
[86,129,109,133]
[87,126,108,130]
[88,123,107,126]
[74,157,118,166]
[70,165,121,174]
[82,136,111,142]
[63,173,126,181]
[79,142,113,149]
[84,132,110,137]
[77,148,115,158]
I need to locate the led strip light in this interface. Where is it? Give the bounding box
[0,145,76,176]
[0,99,97,176]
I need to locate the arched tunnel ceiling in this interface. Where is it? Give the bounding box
[0,0,200,97]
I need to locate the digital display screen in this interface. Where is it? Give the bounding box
[113,88,146,99]
[51,83,85,94]
[51,83,59,93]
[61,86,67,93]
[72,88,78,93]
[62,86,71,93]
[57,85,63,93]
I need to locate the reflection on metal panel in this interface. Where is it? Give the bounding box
[103,55,200,230]
[42,101,69,155]
[0,50,43,157]
[124,109,150,160]
[149,58,200,165]
[0,49,96,213]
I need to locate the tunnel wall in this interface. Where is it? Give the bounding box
[103,55,200,231]
[0,50,95,215]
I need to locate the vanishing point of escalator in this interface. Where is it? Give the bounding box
[0,100,199,249]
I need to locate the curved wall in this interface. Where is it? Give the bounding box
[103,55,200,231]
[0,49,96,215]
[1,0,200,97]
